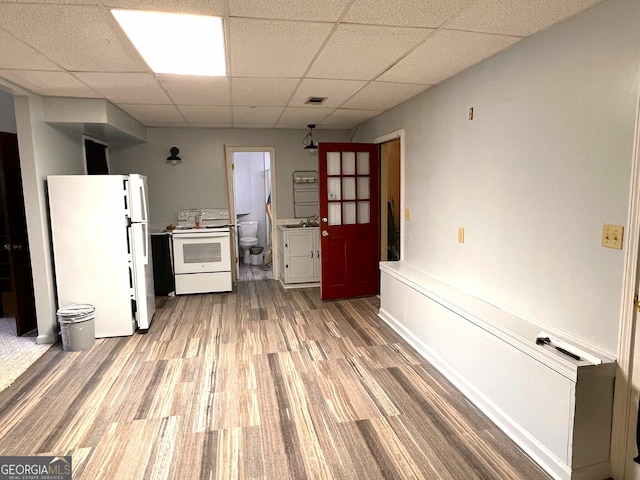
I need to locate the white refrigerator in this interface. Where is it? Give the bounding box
[48,174,156,337]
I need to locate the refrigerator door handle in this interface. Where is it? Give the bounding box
[139,181,148,223]
[128,174,149,223]
[142,222,149,265]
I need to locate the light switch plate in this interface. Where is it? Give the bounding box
[458,227,465,243]
[404,209,411,221]
[602,224,624,249]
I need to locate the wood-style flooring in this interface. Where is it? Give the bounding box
[238,262,273,282]
[0,281,551,479]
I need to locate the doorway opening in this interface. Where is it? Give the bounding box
[0,132,37,336]
[380,138,401,262]
[376,130,404,265]
[225,147,276,283]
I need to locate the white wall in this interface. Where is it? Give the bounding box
[14,94,85,343]
[356,0,640,355]
[109,127,349,227]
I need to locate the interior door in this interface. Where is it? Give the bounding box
[0,132,37,335]
[319,142,379,300]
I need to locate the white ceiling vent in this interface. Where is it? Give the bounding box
[305,96,328,105]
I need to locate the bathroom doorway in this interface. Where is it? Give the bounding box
[225,146,276,282]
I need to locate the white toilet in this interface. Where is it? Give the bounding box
[238,221,258,264]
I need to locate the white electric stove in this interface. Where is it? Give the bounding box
[172,208,232,294]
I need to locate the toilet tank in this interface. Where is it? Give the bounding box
[238,221,258,238]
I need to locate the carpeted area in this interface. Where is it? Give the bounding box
[0,317,51,392]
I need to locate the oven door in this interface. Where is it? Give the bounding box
[173,232,231,274]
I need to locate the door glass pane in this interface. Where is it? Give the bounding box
[342,177,356,200]
[343,202,356,224]
[327,152,341,175]
[342,152,355,175]
[357,177,369,199]
[357,152,370,175]
[327,177,341,200]
[358,201,370,224]
[328,202,341,225]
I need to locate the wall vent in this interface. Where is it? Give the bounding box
[305,96,327,105]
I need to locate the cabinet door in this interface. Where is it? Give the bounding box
[284,230,315,282]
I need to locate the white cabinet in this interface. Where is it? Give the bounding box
[278,226,320,286]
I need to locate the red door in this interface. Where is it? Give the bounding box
[319,142,379,300]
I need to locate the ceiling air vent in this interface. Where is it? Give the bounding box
[305,96,327,105]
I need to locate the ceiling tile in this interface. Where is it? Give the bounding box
[343,0,473,28]
[178,105,232,124]
[229,0,351,21]
[307,24,432,81]
[232,106,284,126]
[276,107,334,127]
[378,29,521,85]
[0,70,100,97]
[443,0,601,37]
[103,0,225,16]
[231,77,299,107]
[159,75,230,105]
[289,79,367,108]
[342,82,428,111]
[0,0,95,4]
[0,4,148,72]
[74,72,172,104]
[0,0,603,130]
[0,30,62,70]
[320,108,381,129]
[117,104,184,123]
[229,18,333,78]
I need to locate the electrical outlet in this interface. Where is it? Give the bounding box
[405,209,411,221]
[602,224,624,249]
[458,227,465,243]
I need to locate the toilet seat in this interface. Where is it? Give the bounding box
[239,237,258,248]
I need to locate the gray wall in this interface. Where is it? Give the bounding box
[0,89,16,133]
[109,127,349,226]
[355,0,640,355]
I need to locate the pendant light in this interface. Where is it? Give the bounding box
[303,124,318,153]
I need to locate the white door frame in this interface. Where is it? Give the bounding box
[610,83,640,479]
[225,146,278,281]
[374,129,405,261]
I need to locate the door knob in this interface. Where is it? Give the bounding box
[322,217,328,223]
[322,230,329,237]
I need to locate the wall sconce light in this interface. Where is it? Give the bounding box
[303,124,318,154]
[167,146,182,165]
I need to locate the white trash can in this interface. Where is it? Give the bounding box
[58,304,95,352]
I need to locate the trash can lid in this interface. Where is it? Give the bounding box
[57,304,95,317]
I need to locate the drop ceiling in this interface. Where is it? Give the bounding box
[0,0,603,130]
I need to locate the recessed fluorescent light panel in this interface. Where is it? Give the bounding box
[112,10,226,76]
